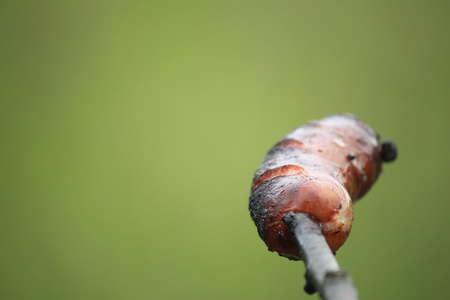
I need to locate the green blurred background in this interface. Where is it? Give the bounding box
[1,1,449,299]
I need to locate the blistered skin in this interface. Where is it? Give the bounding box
[249,113,389,260]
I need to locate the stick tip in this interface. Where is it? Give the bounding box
[282,211,296,225]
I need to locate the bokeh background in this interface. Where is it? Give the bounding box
[1,1,449,299]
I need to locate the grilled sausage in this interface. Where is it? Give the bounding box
[249,113,396,260]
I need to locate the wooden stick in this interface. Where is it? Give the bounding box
[282,212,359,300]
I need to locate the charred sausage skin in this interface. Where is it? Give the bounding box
[249,113,394,260]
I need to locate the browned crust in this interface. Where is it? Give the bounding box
[252,165,307,192]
